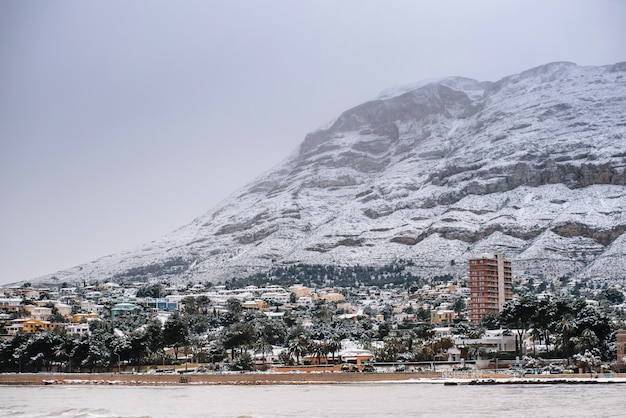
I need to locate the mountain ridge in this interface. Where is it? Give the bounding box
[24,61,626,288]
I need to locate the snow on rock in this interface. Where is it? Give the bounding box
[26,62,626,287]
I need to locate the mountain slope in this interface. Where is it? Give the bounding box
[33,62,626,287]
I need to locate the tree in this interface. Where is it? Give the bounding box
[220,298,243,326]
[14,331,68,372]
[543,297,614,362]
[572,304,613,360]
[226,298,243,316]
[573,349,601,374]
[163,313,189,361]
[573,328,599,355]
[499,295,539,355]
[69,334,90,372]
[599,288,624,304]
[376,336,405,362]
[377,322,391,339]
[326,337,342,364]
[256,317,287,346]
[532,297,557,355]
[47,305,67,324]
[136,283,162,299]
[452,298,465,315]
[480,312,500,330]
[556,316,575,363]
[253,338,273,365]
[84,329,114,372]
[195,295,211,314]
[181,297,199,315]
[467,343,487,360]
[222,322,255,360]
[143,319,164,364]
[456,322,485,339]
[230,351,254,371]
[381,304,394,321]
[110,333,132,371]
[310,341,329,365]
[288,334,311,365]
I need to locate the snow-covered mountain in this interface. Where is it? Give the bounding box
[33,62,626,287]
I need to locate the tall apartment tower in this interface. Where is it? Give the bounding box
[468,253,512,323]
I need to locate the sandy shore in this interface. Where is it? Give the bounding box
[2,372,441,386]
[2,372,625,386]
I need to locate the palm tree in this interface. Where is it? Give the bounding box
[379,336,404,362]
[254,338,273,365]
[573,329,599,355]
[467,343,486,360]
[556,317,576,364]
[326,337,342,364]
[288,335,310,365]
[310,341,329,365]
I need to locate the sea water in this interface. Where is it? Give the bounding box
[0,383,623,418]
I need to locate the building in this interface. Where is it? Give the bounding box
[73,313,99,323]
[339,348,375,372]
[469,253,512,323]
[616,329,626,372]
[65,322,91,336]
[431,309,456,324]
[111,303,141,317]
[6,318,57,334]
[0,298,23,313]
[27,306,52,321]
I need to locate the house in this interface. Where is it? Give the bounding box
[111,303,141,317]
[394,313,417,324]
[65,322,91,336]
[73,313,99,323]
[290,285,310,298]
[54,303,72,317]
[24,318,56,333]
[6,319,25,335]
[252,347,283,365]
[335,310,367,323]
[0,297,23,313]
[143,298,179,311]
[27,306,52,321]
[263,311,285,319]
[316,291,345,303]
[101,282,120,291]
[13,318,56,334]
[454,329,517,354]
[431,309,456,324]
[339,348,375,372]
[190,284,206,293]
[297,296,313,306]
[260,290,290,305]
[242,299,269,310]
[81,300,103,314]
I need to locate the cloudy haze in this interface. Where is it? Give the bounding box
[1,0,624,284]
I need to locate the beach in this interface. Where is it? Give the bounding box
[2,371,625,386]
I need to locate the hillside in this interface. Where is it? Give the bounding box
[30,62,626,288]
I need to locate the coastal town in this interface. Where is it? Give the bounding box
[1,254,625,380]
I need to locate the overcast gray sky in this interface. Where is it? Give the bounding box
[1,0,624,285]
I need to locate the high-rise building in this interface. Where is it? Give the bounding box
[468,253,512,323]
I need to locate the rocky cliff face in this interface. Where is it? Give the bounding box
[34,62,626,287]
